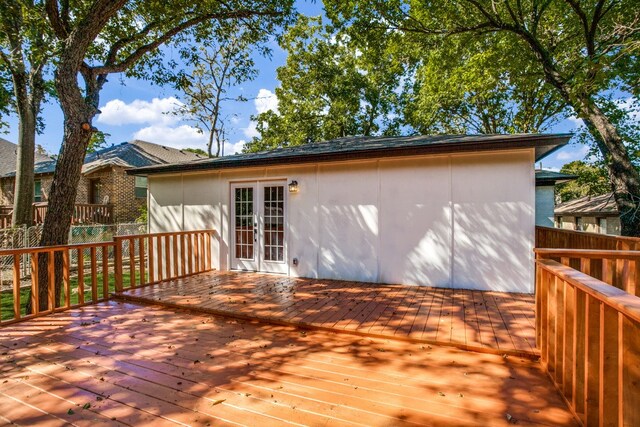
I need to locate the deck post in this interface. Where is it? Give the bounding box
[114,236,123,292]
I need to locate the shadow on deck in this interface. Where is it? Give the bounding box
[0,301,576,426]
[115,271,538,357]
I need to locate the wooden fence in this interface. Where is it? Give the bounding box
[0,229,215,326]
[536,226,640,251]
[535,259,640,426]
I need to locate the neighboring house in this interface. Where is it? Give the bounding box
[0,137,53,194]
[0,139,205,223]
[132,133,570,293]
[555,192,620,235]
[534,169,576,227]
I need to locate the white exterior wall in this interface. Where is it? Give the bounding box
[535,186,555,227]
[149,149,535,292]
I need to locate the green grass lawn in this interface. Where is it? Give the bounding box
[0,270,144,321]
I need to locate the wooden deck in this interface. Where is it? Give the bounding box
[117,271,537,357]
[0,301,576,426]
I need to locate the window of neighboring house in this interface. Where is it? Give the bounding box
[135,176,148,199]
[556,216,563,228]
[576,217,583,231]
[34,179,42,202]
[89,179,101,204]
[598,217,607,234]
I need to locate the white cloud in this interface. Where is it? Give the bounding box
[255,89,279,115]
[224,140,245,155]
[97,97,184,126]
[556,145,589,161]
[242,121,259,139]
[133,125,206,149]
[241,88,278,139]
[566,115,584,127]
[133,124,245,155]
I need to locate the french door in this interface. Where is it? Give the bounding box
[231,181,287,273]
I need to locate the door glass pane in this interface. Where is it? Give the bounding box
[263,185,284,262]
[234,187,254,260]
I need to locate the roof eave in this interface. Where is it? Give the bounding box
[127,134,572,177]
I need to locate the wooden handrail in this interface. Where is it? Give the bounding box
[0,240,115,257]
[535,258,640,426]
[535,248,640,259]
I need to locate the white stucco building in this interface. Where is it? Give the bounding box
[534,169,576,227]
[131,134,570,293]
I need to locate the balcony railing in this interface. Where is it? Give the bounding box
[0,229,214,326]
[34,202,114,224]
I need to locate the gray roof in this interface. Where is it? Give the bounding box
[3,139,205,177]
[535,169,577,186]
[129,133,572,176]
[0,137,53,176]
[555,192,618,216]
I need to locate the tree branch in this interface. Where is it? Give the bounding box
[91,9,282,76]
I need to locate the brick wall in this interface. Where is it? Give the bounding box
[109,166,145,223]
[0,168,144,223]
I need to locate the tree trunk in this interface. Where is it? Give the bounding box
[12,108,36,227]
[31,122,93,310]
[577,98,640,236]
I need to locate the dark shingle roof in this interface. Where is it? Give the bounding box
[555,192,618,216]
[535,169,577,186]
[129,133,572,176]
[0,138,53,176]
[2,139,205,177]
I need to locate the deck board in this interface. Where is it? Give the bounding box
[0,301,576,426]
[117,271,538,357]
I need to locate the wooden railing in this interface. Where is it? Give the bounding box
[536,226,640,250]
[536,259,640,426]
[534,248,640,297]
[0,213,11,229]
[112,230,213,292]
[0,229,215,326]
[33,202,114,225]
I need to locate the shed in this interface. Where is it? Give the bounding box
[130,133,570,293]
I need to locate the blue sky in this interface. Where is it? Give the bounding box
[1,1,594,171]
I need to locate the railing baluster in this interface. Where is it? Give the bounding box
[47,251,55,311]
[63,249,70,308]
[156,235,163,282]
[139,237,146,286]
[114,237,123,292]
[78,248,84,305]
[129,237,136,288]
[172,233,179,277]
[102,246,109,299]
[148,236,155,283]
[599,303,619,423]
[90,246,98,302]
[164,235,171,279]
[30,253,39,314]
[186,233,192,275]
[13,255,20,320]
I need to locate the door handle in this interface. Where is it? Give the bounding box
[254,228,257,242]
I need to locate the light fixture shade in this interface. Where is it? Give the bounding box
[288,180,299,193]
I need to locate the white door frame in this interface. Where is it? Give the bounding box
[230,180,288,274]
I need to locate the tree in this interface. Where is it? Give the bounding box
[173,28,257,157]
[29,0,294,311]
[245,15,403,152]
[0,0,53,226]
[402,33,567,134]
[326,0,640,236]
[557,160,610,202]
